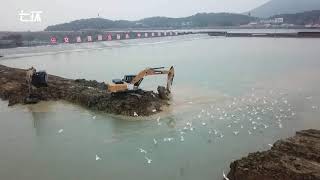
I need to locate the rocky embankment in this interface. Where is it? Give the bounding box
[0,64,170,116]
[227,129,320,180]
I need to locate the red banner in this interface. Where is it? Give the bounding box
[50,37,57,44]
[63,37,69,43]
[107,34,112,41]
[76,36,81,43]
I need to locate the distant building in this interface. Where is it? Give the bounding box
[259,17,284,25]
[249,22,258,25]
[181,21,192,26]
[274,18,284,23]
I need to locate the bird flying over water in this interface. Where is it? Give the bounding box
[139,148,147,154]
[145,156,152,164]
[153,138,158,145]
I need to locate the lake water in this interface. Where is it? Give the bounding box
[1,32,320,180]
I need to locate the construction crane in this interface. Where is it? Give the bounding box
[106,66,175,94]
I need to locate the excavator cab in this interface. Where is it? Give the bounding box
[123,75,136,83]
[123,75,143,87]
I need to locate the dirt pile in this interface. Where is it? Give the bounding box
[227,129,320,180]
[0,64,170,116]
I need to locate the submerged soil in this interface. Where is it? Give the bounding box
[0,64,170,116]
[227,129,320,180]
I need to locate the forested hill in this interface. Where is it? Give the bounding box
[249,0,320,17]
[45,13,256,31]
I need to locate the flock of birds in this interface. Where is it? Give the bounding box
[56,88,319,179]
[133,89,303,166]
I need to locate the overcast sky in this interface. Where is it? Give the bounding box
[1,0,268,31]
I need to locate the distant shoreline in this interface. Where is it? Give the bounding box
[2,26,320,33]
[0,28,320,50]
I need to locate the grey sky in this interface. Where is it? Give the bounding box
[1,0,268,31]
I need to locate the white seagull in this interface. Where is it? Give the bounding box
[163,138,174,142]
[153,138,158,145]
[156,117,161,125]
[214,129,219,135]
[58,129,64,134]
[96,154,101,161]
[220,133,224,138]
[180,136,185,142]
[145,156,152,164]
[233,131,239,136]
[306,96,312,100]
[139,148,147,154]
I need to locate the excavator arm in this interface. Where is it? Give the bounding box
[130,66,174,92]
[107,66,174,94]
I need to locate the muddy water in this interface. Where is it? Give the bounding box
[1,34,320,180]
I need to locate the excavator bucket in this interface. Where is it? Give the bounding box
[166,66,175,93]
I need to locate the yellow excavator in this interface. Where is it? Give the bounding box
[106,66,174,96]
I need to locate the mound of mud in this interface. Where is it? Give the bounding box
[0,65,170,116]
[227,129,320,180]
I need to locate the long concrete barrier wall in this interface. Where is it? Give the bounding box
[207,31,320,38]
[49,31,195,44]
